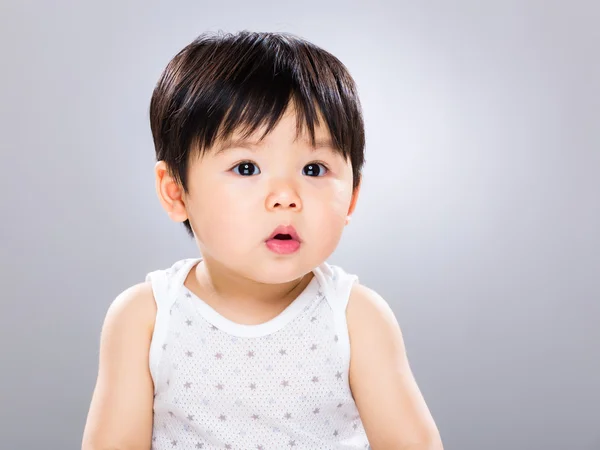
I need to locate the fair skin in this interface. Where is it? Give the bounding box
[82,106,443,449]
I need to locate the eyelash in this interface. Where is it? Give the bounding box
[230,161,330,177]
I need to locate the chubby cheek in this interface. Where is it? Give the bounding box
[306,185,352,246]
[192,180,264,253]
[320,179,353,220]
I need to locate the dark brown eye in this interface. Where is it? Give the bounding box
[232,162,260,176]
[303,163,327,177]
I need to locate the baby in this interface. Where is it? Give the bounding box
[82,30,443,450]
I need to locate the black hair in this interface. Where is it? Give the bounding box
[149,30,366,238]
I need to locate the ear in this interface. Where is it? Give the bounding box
[346,177,361,225]
[155,161,188,222]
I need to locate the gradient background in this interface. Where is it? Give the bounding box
[1,1,598,449]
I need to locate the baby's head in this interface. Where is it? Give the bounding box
[150,31,365,284]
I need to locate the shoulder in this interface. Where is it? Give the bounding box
[321,263,395,326]
[346,282,400,335]
[102,281,157,340]
[346,282,406,366]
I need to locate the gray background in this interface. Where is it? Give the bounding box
[0,1,598,449]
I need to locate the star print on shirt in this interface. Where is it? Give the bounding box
[147,259,369,449]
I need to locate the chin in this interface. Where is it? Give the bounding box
[248,257,315,285]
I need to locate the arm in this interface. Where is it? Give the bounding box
[347,284,444,450]
[81,282,157,450]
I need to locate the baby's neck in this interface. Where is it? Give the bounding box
[184,258,313,324]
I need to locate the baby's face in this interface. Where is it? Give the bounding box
[183,107,358,284]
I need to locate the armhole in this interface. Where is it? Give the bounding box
[145,269,175,389]
[321,264,359,375]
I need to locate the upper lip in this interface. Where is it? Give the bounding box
[267,225,301,242]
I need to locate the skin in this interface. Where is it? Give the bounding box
[81,105,443,449]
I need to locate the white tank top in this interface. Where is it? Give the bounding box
[145,257,371,450]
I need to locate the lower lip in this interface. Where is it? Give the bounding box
[265,239,301,254]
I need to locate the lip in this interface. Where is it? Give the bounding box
[267,224,301,242]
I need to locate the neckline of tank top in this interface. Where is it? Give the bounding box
[172,258,328,338]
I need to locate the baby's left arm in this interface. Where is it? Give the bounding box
[347,284,444,450]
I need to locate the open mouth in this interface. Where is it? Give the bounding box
[272,234,293,240]
[267,225,301,242]
[266,226,302,254]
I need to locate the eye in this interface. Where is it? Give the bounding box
[232,161,261,176]
[303,163,328,177]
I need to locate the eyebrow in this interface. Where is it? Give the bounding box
[214,136,335,155]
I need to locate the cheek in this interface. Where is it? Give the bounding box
[306,182,353,235]
[306,194,349,260]
[193,179,262,244]
[317,181,353,218]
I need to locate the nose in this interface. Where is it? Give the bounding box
[265,178,302,212]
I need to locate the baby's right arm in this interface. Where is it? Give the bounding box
[81,282,157,450]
